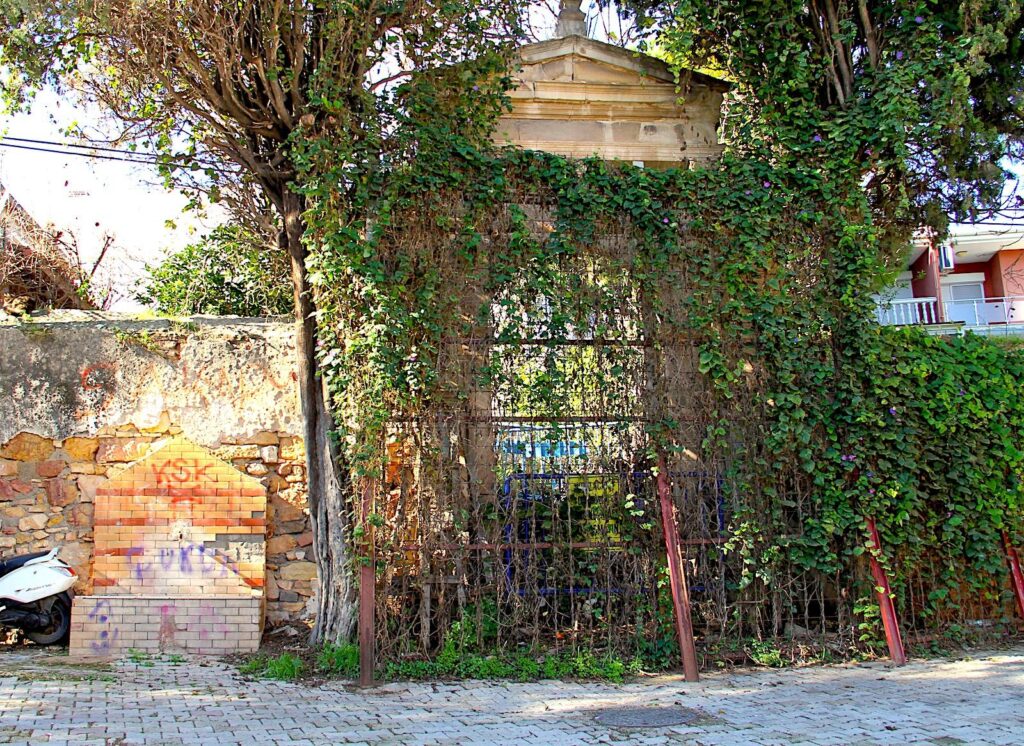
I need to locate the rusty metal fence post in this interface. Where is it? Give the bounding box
[656,454,700,682]
[359,478,377,687]
[1003,531,1024,621]
[865,516,906,665]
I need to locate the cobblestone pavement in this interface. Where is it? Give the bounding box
[1,646,1022,745]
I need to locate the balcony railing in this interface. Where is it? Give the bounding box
[876,296,1024,333]
[876,297,941,326]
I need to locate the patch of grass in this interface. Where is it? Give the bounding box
[8,671,117,684]
[125,649,154,667]
[317,642,359,677]
[169,320,198,335]
[238,655,268,676]
[165,653,186,664]
[239,652,304,681]
[81,673,118,683]
[382,639,640,683]
[17,322,52,340]
[112,328,177,358]
[265,653,303,680]
[114,329,155,351]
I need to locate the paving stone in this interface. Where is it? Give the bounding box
[1,647,1022,745]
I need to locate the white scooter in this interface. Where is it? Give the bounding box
[0,548,76,644]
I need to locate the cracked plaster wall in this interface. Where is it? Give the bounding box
[0,314,301,447]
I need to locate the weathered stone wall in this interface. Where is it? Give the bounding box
[0,314,301,445]
[0,314,317,633]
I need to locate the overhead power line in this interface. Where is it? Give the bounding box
[2,135,159,157]
[0,140,161,165]
[0,135,234,173]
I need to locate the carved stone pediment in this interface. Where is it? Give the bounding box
[496,35,729,168]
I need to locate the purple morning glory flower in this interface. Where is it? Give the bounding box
[744,189,752,196]
[813,134,822,142]
[896,51,904,60]
[889,407,897,415]
[915,15,924,23]
[763,180,771,188]
[868,488,876,495]
[663,217,670,224]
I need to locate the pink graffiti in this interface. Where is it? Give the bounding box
[149,458,212,488]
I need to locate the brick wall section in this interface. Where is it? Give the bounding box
[0,317,318,638]
[91,437,266,597]
[70,596,261,655]
[60,437,267,655]
[1,427,315,634]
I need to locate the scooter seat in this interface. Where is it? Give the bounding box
[0,551,49,579]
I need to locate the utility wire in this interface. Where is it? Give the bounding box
[2,136,1021,225]
[0,140,161,165]
[955,222,1024,227]
[0,135,234,172]
[2,135,159,157]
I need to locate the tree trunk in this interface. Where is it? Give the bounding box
[280,188,358,646]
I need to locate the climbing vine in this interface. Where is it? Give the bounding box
[289,0,1024,663]
[4,0,1020,660]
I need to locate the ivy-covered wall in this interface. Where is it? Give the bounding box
[297,131,1024,663]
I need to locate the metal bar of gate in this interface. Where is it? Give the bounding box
[396,538,726,552]
[866,517,907,665]
[657,454,700,682]
[359,478,376,687]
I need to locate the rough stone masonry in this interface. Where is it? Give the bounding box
[0,312,320,649]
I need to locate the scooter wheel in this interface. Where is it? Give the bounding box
[26,596,71,646]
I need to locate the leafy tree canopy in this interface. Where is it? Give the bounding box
[615,0,1023,236]
[136,225,292,317]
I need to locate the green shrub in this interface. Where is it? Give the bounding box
[136,225,292,317]
[748,640,786,668]
[382,641,637,683]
